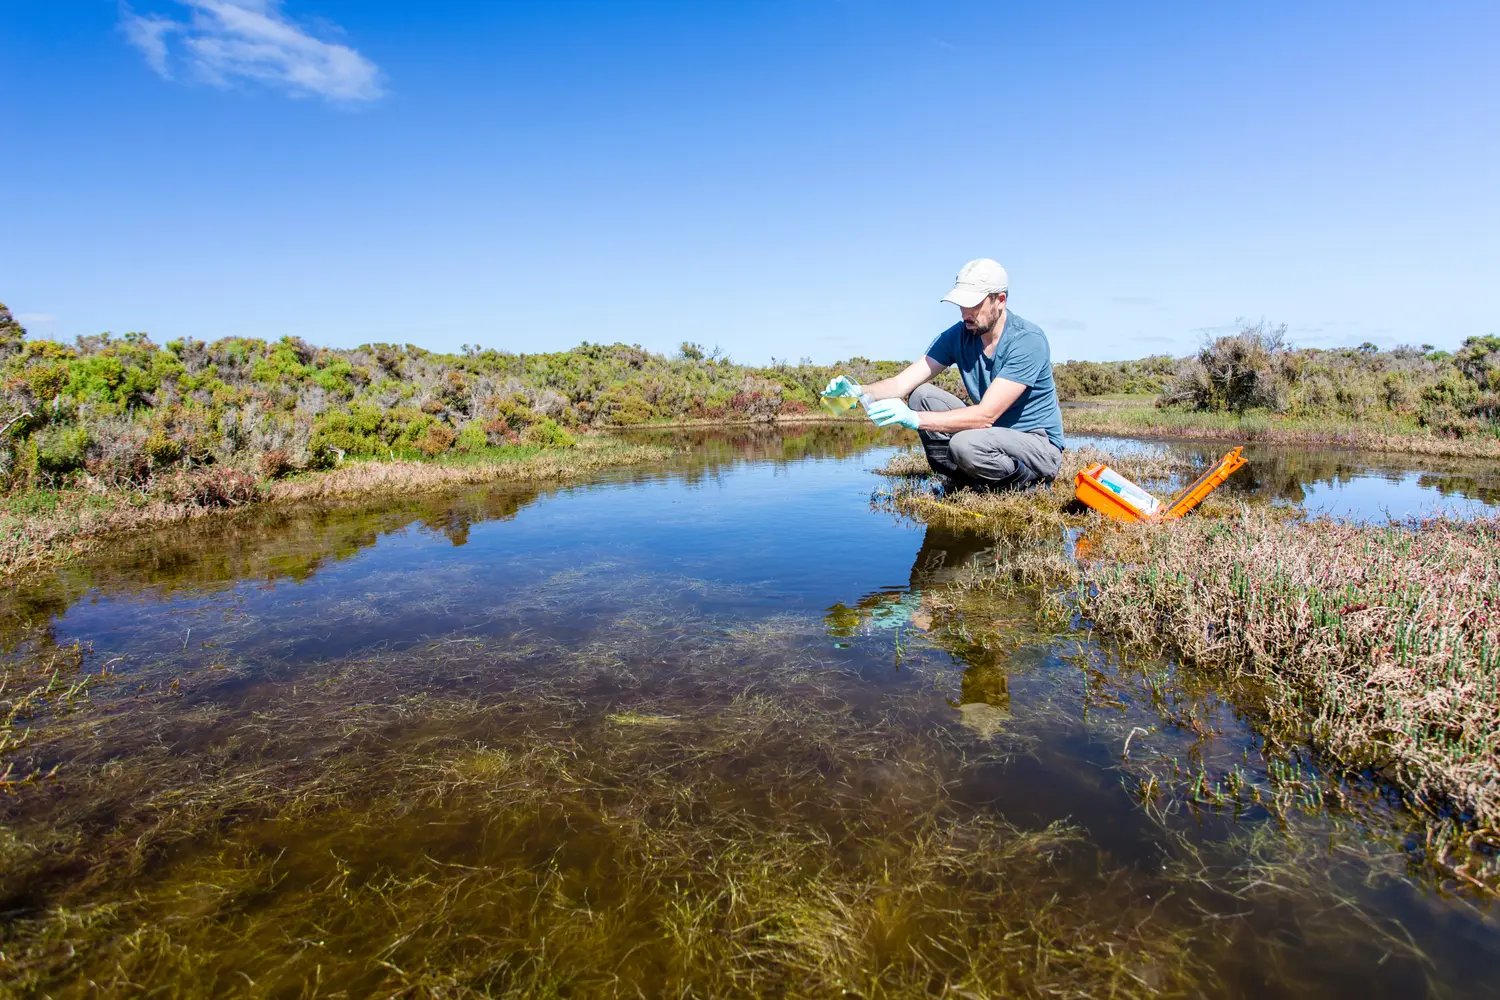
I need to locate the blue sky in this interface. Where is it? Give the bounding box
[4,1,1497,363]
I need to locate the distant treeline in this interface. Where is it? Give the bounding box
[0,304,910,491]
[3,304,1496,493]
[1055,322,1500,438]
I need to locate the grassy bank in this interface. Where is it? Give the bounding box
[1065,395,1500,459]
[0,435,668,579]
[879,451,1500,890]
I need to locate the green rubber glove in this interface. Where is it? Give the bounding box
[867,397,921,430]
[822,375,862,398]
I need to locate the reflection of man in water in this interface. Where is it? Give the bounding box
[824,526,1011,719]
[824,259,1066,494]
[909,528,1012,713]
[907,524,993,589]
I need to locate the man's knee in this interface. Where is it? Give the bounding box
[948,430,1006,477]
[909,383,950,412]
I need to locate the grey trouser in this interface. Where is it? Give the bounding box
[909,383,1063,490]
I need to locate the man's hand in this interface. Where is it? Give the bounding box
[823,375,862,398]
[867,398,921,430]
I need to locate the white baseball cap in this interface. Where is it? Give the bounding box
[941,258,1009,308]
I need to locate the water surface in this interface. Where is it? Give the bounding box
[2,426,1496,997]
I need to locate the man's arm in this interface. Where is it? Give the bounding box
[861,357,945,401]
[912,376,1026,433]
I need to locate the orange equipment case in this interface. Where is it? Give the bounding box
[1074,447,1247,523]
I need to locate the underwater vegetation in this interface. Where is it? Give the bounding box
[1,602,1232,998]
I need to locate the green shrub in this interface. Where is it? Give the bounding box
[595,387,656,425]
[1456,335,1500,392]
[392,410,438,450]
[484,395,541,431]
[454,422,488,453]
[21,359,70,401]
[250,340,312,385]
[145,429,183,466]
[522,418,576,448]
[35,425,91,477]
[310,404,389,457]
[311,360,355,396]
[66,354,127,403]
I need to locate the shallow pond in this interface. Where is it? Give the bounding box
[2,425,1497,997]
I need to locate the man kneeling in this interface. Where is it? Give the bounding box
[825,258,1066,493]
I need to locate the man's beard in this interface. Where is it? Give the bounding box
[964,316,998,335]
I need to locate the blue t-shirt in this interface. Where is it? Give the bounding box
[925,311,1066,450]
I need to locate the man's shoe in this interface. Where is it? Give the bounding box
[927,473,960,499]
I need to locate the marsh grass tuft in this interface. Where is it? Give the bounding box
[1079,509,1500,889]
[877,446,1500,891]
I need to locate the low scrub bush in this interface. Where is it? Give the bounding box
[35,424,91,478]
[84,418,151,485]
[1160,322,1289,413]
[258,448,295,480]
[414,423,456,457]
[156,467,259,507]
[522,417,575,448]
[453,422,488,453]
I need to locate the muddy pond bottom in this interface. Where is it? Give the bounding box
[2,425,1497,997]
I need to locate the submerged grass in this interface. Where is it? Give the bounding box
[877,447,1500,890]
[0,437,668,580]
[0,619,1212,998]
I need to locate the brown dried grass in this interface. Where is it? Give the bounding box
[1078,508,1500,882]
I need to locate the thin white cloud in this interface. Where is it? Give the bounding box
[122,11,175,75]
[16,313,58,329]
[121,0,384,103]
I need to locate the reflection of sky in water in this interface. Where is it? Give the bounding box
[1069,434,1171,458]
[1298,472,1497,521]
[51,435,1500,675]
[53,447,926,671]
